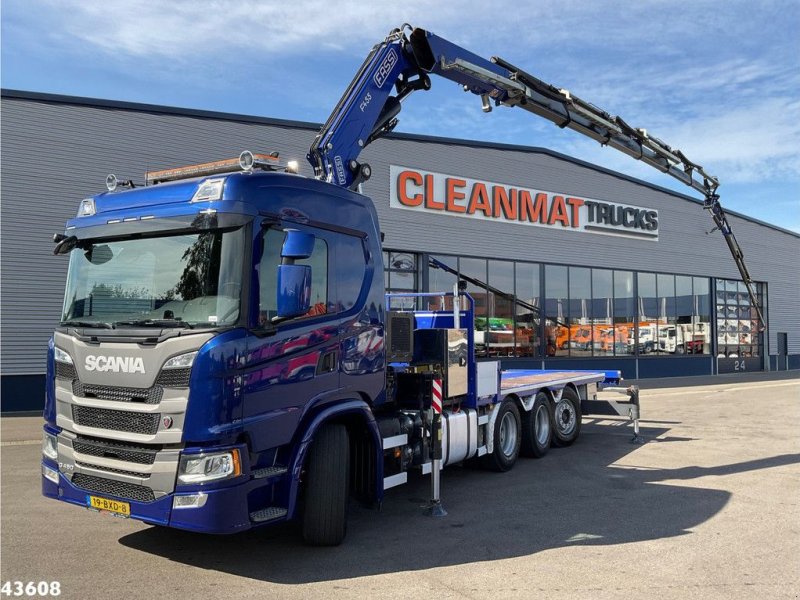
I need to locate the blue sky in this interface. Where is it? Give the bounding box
[3,0,799,232]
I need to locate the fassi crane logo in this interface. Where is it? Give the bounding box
[389,166,659,240]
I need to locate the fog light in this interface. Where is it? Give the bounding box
[42,464,59,484]
[172,493,208,509]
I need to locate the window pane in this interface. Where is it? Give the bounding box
[460,258,488,357]
[385,252,418,308]
[390,271,415,291]
[614,271,634,356]
[515,263,541,357]
[488,260,515,356]
[637,273,657,354]
[259,230,327,322]
[656,274,676,354]
[569,267,591,357]
[388,252,416,272]
[693,277,711,355]
[428,255,457,311]
[545,265,568,356]
[592,269,613,356]
[675,276,693,355]
[714,278,762,357]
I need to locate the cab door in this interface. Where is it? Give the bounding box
[241,224,341,454]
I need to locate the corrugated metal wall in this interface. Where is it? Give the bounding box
[2,92,798,379]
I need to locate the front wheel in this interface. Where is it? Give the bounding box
[521,392,552,458]
[552,387,582,447]
[483,398,521,472]
[302,424,350,546]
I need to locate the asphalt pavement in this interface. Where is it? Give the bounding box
[2,374,798,599]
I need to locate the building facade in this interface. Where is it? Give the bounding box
[2,90,798,412]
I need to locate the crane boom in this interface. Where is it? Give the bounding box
[308,25,765,328]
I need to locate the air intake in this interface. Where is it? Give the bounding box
[386,311,414,362]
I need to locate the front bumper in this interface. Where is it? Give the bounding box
[41,459,276,534]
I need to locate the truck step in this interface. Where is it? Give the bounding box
[250,507,288,523]
[252,466,288,480]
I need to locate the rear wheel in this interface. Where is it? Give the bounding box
[521,392,552,458]
[483,399,521,472]
[302,424,350,546]
[552,387,582,447]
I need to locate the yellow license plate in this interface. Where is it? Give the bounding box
[87,495,130,517]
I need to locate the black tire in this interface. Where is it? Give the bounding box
[521,392,552,458]
[552,387,582,447]
[483,399,521,472]
[302,424,350,546]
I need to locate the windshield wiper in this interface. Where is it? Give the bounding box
[114,319,195,329]
[61,320,114,329]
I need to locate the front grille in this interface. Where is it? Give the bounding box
[72,406,160,435]
[72,381,162,405]
[71,473,155,503]
[75,462,150,479]
[55,362,77,380]
[155,367,191,388]
[72,437,158,465]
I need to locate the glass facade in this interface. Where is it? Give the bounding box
[384,249,763,361]
[715,278,764,357]
[384,251,419,309]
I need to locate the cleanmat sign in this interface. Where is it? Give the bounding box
[389,166,659,240]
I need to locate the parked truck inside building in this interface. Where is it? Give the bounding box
[42,25,762,545]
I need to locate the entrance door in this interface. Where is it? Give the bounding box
[777,332,788,371]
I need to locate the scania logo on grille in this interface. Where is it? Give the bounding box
[84,355,146,374]
[162,416,173,429]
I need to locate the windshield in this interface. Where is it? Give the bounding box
[61,228,246,329]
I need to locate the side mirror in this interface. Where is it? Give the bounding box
[53,234,78,256]
[281,230,315,260]
[276,264,311,319]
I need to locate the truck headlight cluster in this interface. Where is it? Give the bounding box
[42,432,58,461]
[163,351,197,369]
[178,449,241,483]
[53,346,73,365]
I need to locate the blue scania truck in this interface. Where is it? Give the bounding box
[41,26,760,545]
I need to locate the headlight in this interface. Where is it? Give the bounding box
[178,449,241,483]
[54,346,73,365]
[42,432,58,460]
[163,351,197,369]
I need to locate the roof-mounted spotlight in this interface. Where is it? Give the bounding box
[105,174,135,191]
[239,150,280,172]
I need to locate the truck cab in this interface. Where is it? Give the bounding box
[43,168,387,535]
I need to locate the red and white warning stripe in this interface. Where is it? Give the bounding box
[431,378,443,414]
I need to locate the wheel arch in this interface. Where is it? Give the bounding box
[286,399,382,519]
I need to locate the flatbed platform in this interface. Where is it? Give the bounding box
[500,369,617,395]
